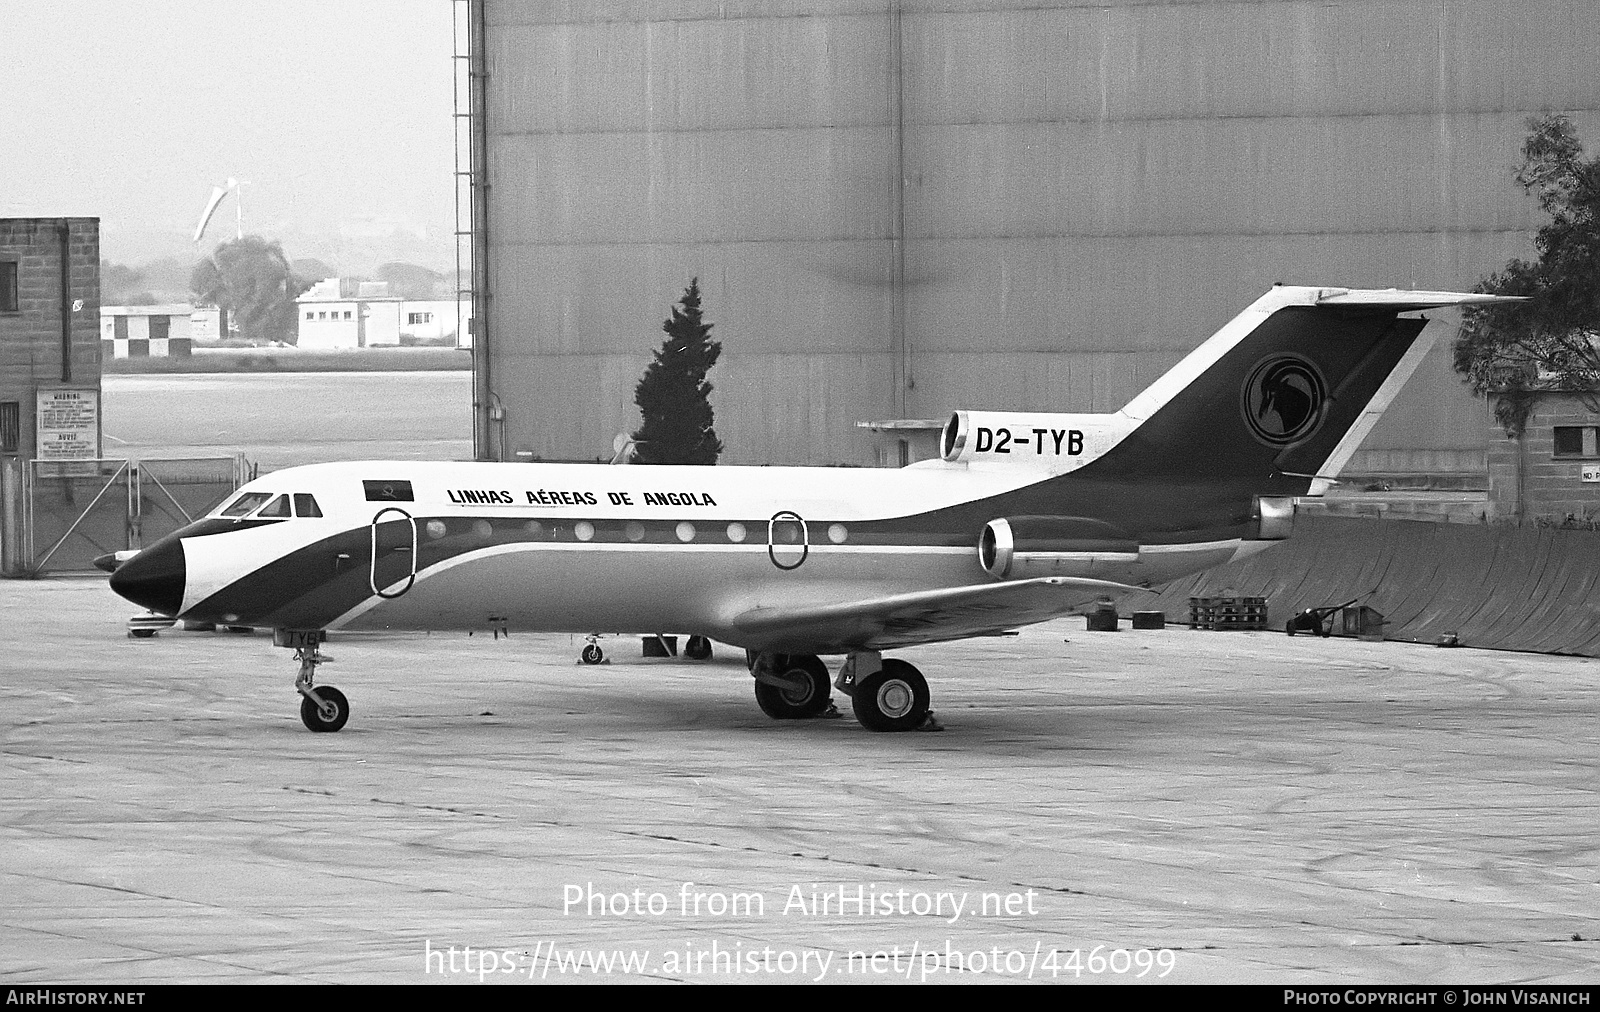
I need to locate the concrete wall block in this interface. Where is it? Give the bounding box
[494,349,891,466]
[906,114,1547,238]
[902,1,1600,125]
[489,129,896,245]
[491,240,895,356]
[487,15,893,134]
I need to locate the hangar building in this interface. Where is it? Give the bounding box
[463,0,1600,471]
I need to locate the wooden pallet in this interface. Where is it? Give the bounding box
[1188,596,1268,631]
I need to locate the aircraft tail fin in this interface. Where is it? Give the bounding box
[1096,286,1521,492]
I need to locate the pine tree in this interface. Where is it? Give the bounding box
[632,279,723,465]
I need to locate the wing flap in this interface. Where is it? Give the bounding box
[731,576,1138,653]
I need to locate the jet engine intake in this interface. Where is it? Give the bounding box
[941,410,1120,466]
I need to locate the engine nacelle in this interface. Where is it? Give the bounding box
[941,411,1135,470]
[979,515,1140,580]
[1250,496,1296,540]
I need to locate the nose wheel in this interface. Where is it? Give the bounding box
[299,684,349,732]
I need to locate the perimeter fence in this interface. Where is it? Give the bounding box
[14,456,247,575]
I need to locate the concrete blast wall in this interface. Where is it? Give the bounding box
[1138,516,1600,656]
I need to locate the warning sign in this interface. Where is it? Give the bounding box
[36,388,101,465]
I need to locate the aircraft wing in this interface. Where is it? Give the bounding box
[730,576,1139,653]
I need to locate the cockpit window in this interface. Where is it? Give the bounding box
[257,495,292,518]
[293,493,323,518]
[220,492,271,518]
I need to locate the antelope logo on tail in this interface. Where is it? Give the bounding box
[1243,355,1326,446]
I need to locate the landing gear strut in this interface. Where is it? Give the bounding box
[750,653,835,719]
[278,629,349,732]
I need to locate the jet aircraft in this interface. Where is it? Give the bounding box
[107,286,1517,733]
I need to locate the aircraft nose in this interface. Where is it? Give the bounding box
[109,539,186,616]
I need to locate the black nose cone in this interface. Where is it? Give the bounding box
[109,540,186,616]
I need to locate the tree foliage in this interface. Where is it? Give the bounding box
[190,236,312,345]
[631,279,723,465]
[376,261,446,300]
[101,261,148,304]
[1454,114,1600,436]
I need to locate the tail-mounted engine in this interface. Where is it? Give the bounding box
[979,515,1140,580]
[1250,496,1295,541]
[940,411,1135,470]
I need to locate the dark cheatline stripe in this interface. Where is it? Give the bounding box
[172,518,285,538]
[183,513,984,627]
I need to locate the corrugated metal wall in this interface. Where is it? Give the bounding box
[482,0,1600,466]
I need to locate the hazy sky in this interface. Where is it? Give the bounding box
[3,0,456,269]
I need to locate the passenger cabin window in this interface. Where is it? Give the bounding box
[220,492,271,517]
[257,495,292,518]
[293,493,323,518]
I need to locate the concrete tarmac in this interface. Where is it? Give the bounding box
[2,577,1597,984]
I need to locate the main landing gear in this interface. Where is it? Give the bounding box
[750,653,836,720]
[749,650,939,731]
[277,630,349,732]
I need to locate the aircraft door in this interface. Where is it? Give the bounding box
[767,511,809,570]
[369,507,418,598]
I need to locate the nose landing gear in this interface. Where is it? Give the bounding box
[276,629,349,732]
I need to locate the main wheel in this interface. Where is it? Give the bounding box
[300,685,349,733]
[581,643,604,665]
[754,654,832,719]
[852,659,930,732]
[1285,620,1297,636]
[684,635,713,661]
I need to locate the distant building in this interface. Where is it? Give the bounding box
[295,278,401,349]
[398,300,464,344]
[189,306,223,343]
[100,305,193,358]
[1488,391,1600,522]
[855,419,945,468]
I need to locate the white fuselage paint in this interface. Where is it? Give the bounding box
[174,457,1254,642]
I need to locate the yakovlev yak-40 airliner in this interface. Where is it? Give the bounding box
[106,286,1516,733]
